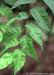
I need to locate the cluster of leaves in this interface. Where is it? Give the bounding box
[0,0,54,75]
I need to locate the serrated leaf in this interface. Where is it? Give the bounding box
[0,5,14,20]
[5,11,28,28]
[0,31,3,43]
[30,6,51,31]
[12,0,36,9]
[0,52,14,69]
[25,22,42,49]
[14,49,26,75]
[20,35,39,62]
[0,26,22,55]
[43,0,54,14]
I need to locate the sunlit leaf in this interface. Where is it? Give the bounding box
[20,35,39,62]
[25,22,42,49]
[0,52,14,69]
[0,26,22,55]
[14,49,26,75]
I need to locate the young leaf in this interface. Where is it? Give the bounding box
[0,31,3,43]
[25,22,42,49]
[0,52,14,69]
[0,5,14,20]
[20,35,39,62]
[43,0,54,14]
[0,38,19,55]
[14,49,26,75]
[12,0,36,9]
[5,12,28,28]
[0,26,22,55]
[2,26,22,44]
[30,6,51,31]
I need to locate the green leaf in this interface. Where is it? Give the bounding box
[0,38,19,55]
[43,0,54,14]
[14,49,26,75]
[0,31,3,43]
[12,0,36,9]
[0,23,10,32]
[9,62,14,68]
[30,6,51,31]
[4,0,16,6]
[25,22,42,49]
[5,11,28,28]
[0,26,22,55]
[0,52,14,69]
[0,5,14,20]
[0,49,26,75]
[17,11,28,20]
[20,35,39,62]
[2,26,22,45]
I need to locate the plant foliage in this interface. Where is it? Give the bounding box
[0,0,53,75]
[43,0,54,14]
[30,6,51,31]
[25,22,42,49]
[12,0,36,9]
[0,5,14,20]
[20,35,39,62]
[0,49,26,75]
